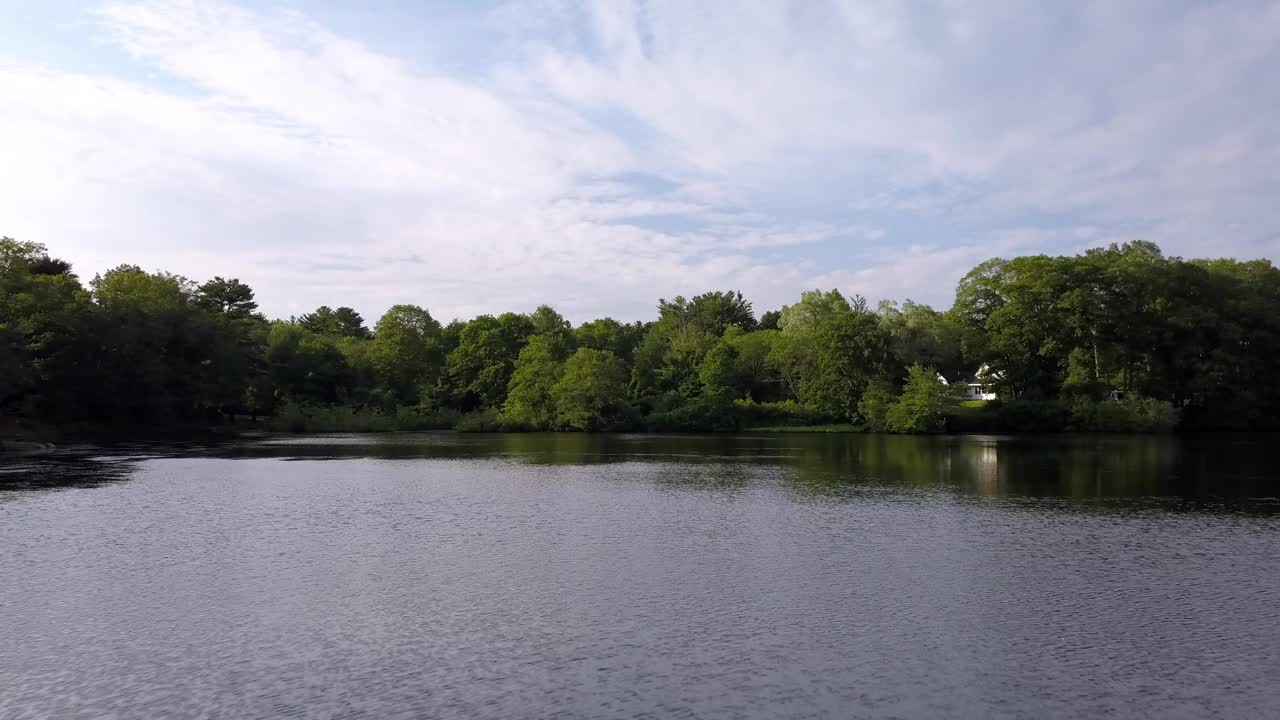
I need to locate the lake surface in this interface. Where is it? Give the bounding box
[2,433,1278,719]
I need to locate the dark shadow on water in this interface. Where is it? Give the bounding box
[4,432,1277,512]
[0,450,138,492]
[213,432,1280,509]
[0,440,237,493]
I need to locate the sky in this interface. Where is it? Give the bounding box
[2,0,1278,323]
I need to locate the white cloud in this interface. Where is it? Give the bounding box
[0,0,1277,322]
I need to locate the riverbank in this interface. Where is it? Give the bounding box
[2,394,1187,444]
[0,417,254,450]
[0,439,56,453]
[744,424,861,433]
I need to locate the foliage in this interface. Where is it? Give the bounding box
[265,402,458,433]
[946,399,1071,433]
[771,290,893,420]
[1068,396,1180,433]
[366,304,443,407]
[445,313,534,411]
[297,306,370,339]
[502,336,565,429]
[574,317,645,361]
[3,234,1278,436]
[883,365,963,433]
[856,382,896,432]
[735,399,829,429]
[552,349,630,430]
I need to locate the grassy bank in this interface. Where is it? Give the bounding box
[746,424,861,433]
[262,404,461,433]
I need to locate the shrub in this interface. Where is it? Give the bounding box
[944,399,1070,433]
[648,394,742,432]
[881,365,962,433]
[264,402,458,432]
[856,383,895,432]
[454,410,523,432]
[734,398,830,429]
[1069,396,1180,432]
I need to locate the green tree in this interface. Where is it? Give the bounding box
[770,290,893,420]
[553,348,630,430]
[265,323,354,405]
[0,238,92,418]
[878,299,965,377]
[631,291,753,404]
[698,338,739,396]
[367,304,443,407]
[728,329,781,401]
[856,381,896,432]
[885,365,962,433]
[574,317,645,361]
[91,266,213,421]
[298,306,370,339]
[446,313,535,410]
[196,277,259,319]
[527,305,576,358]
[502,336,565,429]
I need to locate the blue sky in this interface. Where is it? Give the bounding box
[2,0,1278,323]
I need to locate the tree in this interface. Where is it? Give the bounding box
[885,365,962,433]
[502,336,564,429]
[698,338,739,396]
[878,299,965,378]
[574,317,644,361]
[4,235,1278,434]
[445,313,535,410]
[527,305,576,358]
[953,255,1075,398]
[193,277,267,416]
[367,304,443,407]
[266,323,353,405]
[769,290,893,420]
[91,266,208,421]
[196,277,259,319]
[729,329,781,401]
[856,381,896,432]
[552,349,630,430]
[630,291,754,404]
[0,238,92,418]
[658,290,756,335]
[298,306,370,339]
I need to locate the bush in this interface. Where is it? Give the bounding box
[945,395,1179,433]
[647,394,742,432]
[856,383,894,432]
[265,402,458,432]
[454,410,526,432]
[735,398,830,429]
[944,399,1070,433]
[1068,396,1180,432]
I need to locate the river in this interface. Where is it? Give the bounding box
[2,433,1277,718]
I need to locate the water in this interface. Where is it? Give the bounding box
[2,433,1277,719]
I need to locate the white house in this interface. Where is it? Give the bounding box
[963,380,999,402]
[938,365,1000,401]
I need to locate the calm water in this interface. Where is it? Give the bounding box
[2,433,1278,719]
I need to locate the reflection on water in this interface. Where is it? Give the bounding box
[0,450,135,492]
[4,433,1278,508]
[224,432,1280,508]
[1,432,1278,719]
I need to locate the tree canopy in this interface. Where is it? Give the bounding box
[3,236,1278,435]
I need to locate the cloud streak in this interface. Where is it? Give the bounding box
[0,0,1277,322]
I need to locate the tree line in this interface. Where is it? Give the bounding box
[3,237,1278,435]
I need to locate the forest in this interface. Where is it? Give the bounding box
[3,236,1279,437]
